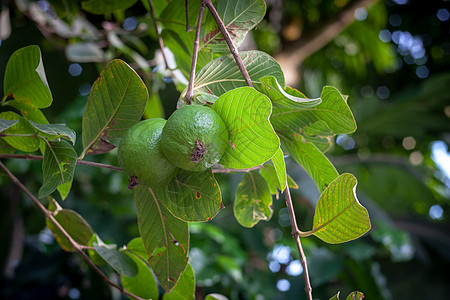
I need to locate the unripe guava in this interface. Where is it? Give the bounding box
[118,118,178,188]
[161,105,228,172]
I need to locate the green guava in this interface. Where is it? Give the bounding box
[161,105,228,172]
[118,118,178,189]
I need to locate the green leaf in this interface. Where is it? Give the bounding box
[38,140,77,198]
[81,59,148,157]
[260,163,295,196]
[3,45,52,108]
[234,171,272,228]
[258,76,321,108]
[46,204,93,252]
[281,134,338,192]
[205,294,229,300]
[163,264,195,300]
[126,237,148,259]
[88,234,107,266]
[0,111,40,152]
[213,87,280,169]
[190,51,284,98]
[6,100,49,124]
[0,119,18,132]
[346,291,365,300]
[271,148,287,191]
[82,0,138,14]
[157,170,222,222]
[134,185,189,292]
[57,182,72,201]
[93,242,138,277]
[311,173,371,244]
[200,0,266,52]
[329,292,340,300]
[0,139,14,154]
[30,121,76,145]
[121,252,159,300]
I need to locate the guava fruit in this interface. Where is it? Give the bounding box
[118,118,178,189]
[161,105,228,172]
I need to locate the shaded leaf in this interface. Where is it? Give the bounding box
[0,111,40,152]
[259,163,296,195]
[81,59,148,157]
[126,237,148,259]
[93,242,138,277]
[163,264,195,300]
[121,251,159,300]
[134,185,189,292]
[157,170,222,222]
[280,134,338,192]
[234,171,272,228]
[213,87,279,169]
[46,204,93,252]
[82,0,138,14]
[7,100,48,124]
[329,292,341,300]
[191,51,284,98]
[3,45,52,108]
[30,121,76,145]
[200,0,266,52]
[311,173,371,244]
[0,139,14,154]
[57,182,72,201]
[88,234,107,266]
[38,140,77,198]
[0,119,18,132]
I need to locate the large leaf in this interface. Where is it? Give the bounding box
[6,100,48,124]
[234,171,272,228]
[157,170,222,222]
[30,121,76,145]
[3,45,52,108]
[93,242,138,277]
[281,134,338,193]
[38,140,77,198]
[0,111,40,152]
[46,202,93,252]
[121,250,159,300]
[134,185,189,292]
[212,87,279,169]
[0,119,18,132]
[81,59,148,157]
[190,51,284,99]
[163,264,195,300]
[200,0,266,52]
[310,173,371,244]
[82,0,138,14]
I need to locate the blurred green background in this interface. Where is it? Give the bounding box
[0,0,449,299]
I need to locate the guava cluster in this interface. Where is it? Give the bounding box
[117,105,228,189]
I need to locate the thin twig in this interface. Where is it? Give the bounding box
[185,0,206,104]
[148,0,170,69]
[0,161,145,300]
[204,0,253,87]
[212,165,262,173]
[185,0,190,31]
[0,154,122,171]
[284,184,313,300]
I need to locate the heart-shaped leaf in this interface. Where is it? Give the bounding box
[0,111,40,152]
[3,45,52,108]
[157,170,222,222]
[311,173,371,244]
[38,140,77,198]
[234,171,272,228]
[81,59,148,158]
[134,185,189,292]
[213,87,279,169]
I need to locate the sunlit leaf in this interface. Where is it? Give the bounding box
[280,134,338,192]
[3,45,52,108]
[346,291,365,300]
[191,51,284,98]
[163,264,195,300]
[157,170,222,222]
[213,87,279,169]
[234,171,272,228]
[121,251,159,300]
[38,140,77,198]
[30,121,76,145]
[82,0,138,14]
[81,59,148,157]
[0,111,40,152]
[134,185,189,292]
[93,242,138,277]
[311,173,371,244]
[205,294,229,300]
[0,119,18,132]
[46,204,93,252]
[271,148,287,191]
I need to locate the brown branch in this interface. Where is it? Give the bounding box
[0,154,123,171]
[185,0,207,104]
[185,0,190,32]
[0,161,145,300]
[148,0,170,69]
[204,0,253,87]
[284,185,312,300]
